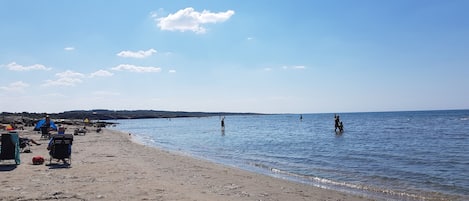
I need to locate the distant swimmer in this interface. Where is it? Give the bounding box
[334,114,339,131]
[300,115,303,121]
[221,116,225,129]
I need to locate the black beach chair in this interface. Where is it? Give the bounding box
[48,134,73,165]
[0,133,21,165]
[40,126,50,140]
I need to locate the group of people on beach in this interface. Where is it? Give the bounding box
[1,115,73,164]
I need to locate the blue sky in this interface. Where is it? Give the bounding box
[1,0,468,113]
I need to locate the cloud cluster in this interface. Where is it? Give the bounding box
[42,70,85,87]
[38,70,114,87]
[117,49,157,59]
[114,48,163,73]
[111,64,161,73]
[2,48,164,89]
[155,7,235,33]
[3,62,52,71]
[3,6,236,92]
[90,70,114,77]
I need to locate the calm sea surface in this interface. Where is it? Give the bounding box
[112,110,469,201]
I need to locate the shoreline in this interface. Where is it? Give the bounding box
[1,127,372,201]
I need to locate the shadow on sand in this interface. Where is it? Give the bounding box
[46,162,71,169]
[0,164,18,171]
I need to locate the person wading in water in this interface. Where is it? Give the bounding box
[334,114,344,132]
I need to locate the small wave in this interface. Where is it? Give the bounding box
[250,162,457,201]
[460,117,469,121]
[128,133,156,146]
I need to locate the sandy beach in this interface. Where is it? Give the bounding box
[1,126,373,201]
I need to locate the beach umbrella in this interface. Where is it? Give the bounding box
[33,119,58,131]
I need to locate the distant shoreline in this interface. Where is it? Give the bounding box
[1,109,262,122]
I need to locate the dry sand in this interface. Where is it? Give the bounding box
[1,127,374,201]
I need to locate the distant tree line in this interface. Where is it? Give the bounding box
[1,109,260,121]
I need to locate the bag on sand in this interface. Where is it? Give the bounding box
[32,156,44,165]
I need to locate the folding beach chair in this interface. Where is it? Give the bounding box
[48,134,73,165]
[40,126,50,140]
[0,133,21,165]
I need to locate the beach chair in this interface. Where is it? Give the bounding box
[73,128,87,136]
[48,134,73,165]
[40,126,50,140]
[0,133,21,165]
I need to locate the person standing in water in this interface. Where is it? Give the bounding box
[334,114,340,132]
[221,116,225,129]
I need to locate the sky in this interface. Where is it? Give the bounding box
[1,0,468,114]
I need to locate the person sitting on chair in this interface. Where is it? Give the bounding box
[58,126,66,134]
[47,134,72,163]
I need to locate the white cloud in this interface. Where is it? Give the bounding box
[111,64,162,73]
[90,70,113,77]
[169,69,176,73]
[282,65,306,70]
[42,70,85,87]
[3,62,52,71]
[56,70,85,78]
[43,77,83,87]
[117,49,157,59]
[155,7,235,34]
[0,81,30,92]
[64,47,75,51]
[293,65,306,69]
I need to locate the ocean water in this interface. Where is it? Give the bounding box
[112,110,469,201]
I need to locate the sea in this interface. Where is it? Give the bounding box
[111,110,469,201]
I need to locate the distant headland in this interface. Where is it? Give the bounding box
[1,109,261,124]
